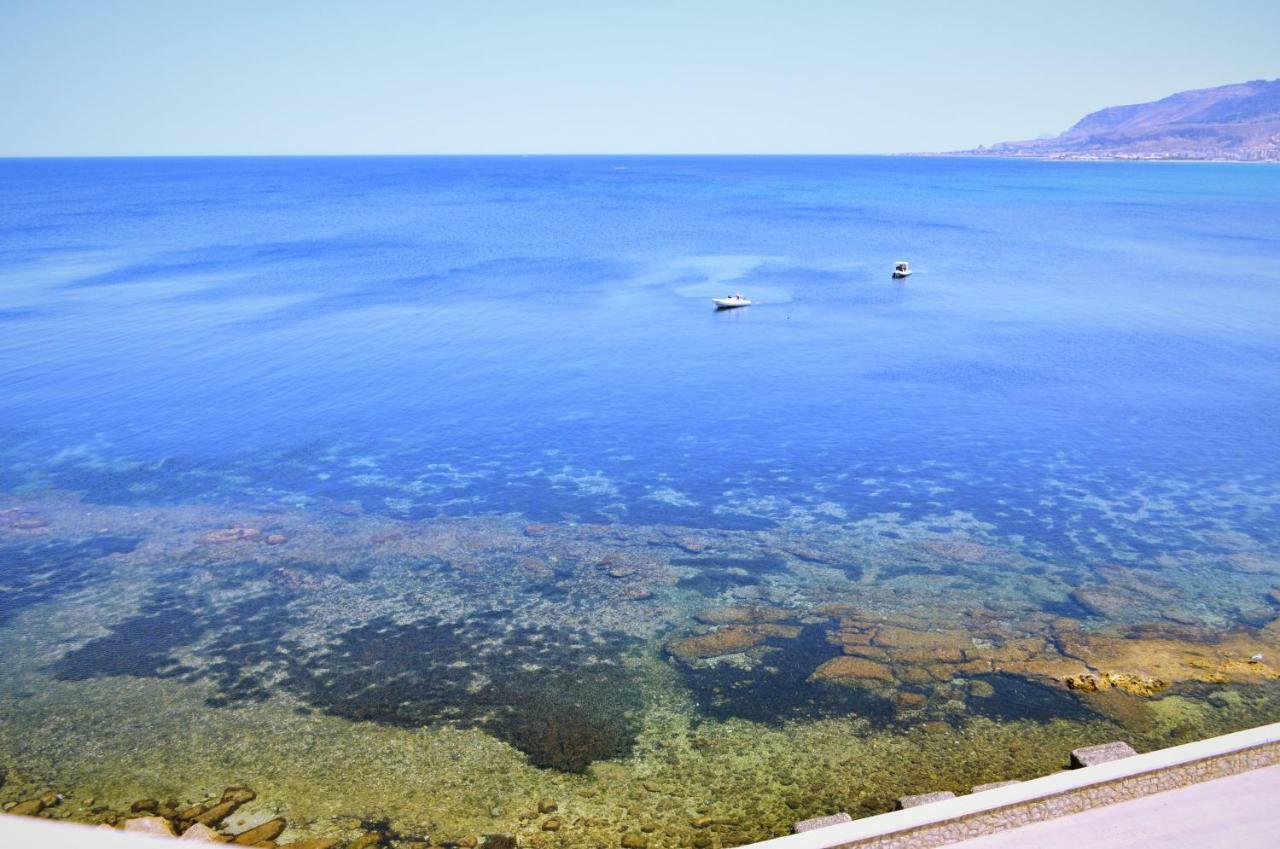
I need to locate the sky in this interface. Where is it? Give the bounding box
[2,0,1278,156]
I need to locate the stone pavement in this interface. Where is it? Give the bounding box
[941,764,1280,849]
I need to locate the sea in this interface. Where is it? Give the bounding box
[1,156,1279,845]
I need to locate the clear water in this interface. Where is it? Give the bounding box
[2,156,1279,844]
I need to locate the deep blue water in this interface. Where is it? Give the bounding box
[5,156,1280,838]
[2,156,1278,555]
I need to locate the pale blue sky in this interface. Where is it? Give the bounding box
[2,0,1278,155]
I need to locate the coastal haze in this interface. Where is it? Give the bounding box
[2,156,1280,846]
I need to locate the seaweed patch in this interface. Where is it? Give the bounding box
[46,595,643,773]
[279,615,642,772]
[0,536,141,627]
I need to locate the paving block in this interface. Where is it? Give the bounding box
[793,812,853,833]
[1070,741,1138,769]
[894,791,956,810]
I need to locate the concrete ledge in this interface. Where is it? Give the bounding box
[735,722,1280,849]
[795,814,854,833]
[894,792,955,810]
[1070,741,1137,768]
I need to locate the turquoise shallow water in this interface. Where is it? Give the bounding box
[1,156,1279,844]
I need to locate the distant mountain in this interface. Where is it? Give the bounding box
[961,78,1280,161]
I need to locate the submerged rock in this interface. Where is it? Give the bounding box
[820,601,1280,702]
[195,798,243,827]
[1064,671,1166,697]
[669,622,802,662]
[178,803,206,820]
[232,817,286,845]
[673,536,709,553]
[7,797,45,817]
[870,626,969,660]
[669,626,765,660]
[1227,553,1280,575]
[1070,587,1131,620]
[221,786,256,805]
[199,527,264,544]
[1055,627,1280,691]
[694,605,796,625]
[810,656,894,683]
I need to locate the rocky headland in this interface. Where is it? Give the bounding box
[955,78,1280,161]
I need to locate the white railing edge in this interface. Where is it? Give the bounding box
[0,813,175,846]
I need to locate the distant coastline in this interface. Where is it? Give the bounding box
[906,151,1278,164]
[949,78,1280,163]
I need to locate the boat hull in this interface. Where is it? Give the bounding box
[713,298,751,309]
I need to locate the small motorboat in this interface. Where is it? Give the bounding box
[713,293,752,309]
[892,261,912,279]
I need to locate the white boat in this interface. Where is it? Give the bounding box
[892,261,912,278]
[713,294,751,309]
